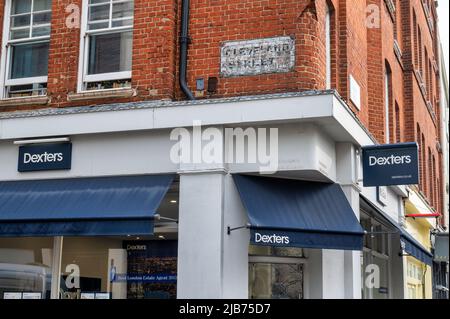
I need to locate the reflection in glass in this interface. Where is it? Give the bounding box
[249,263,303,299]
[0,238,53,299]
[87,31,132,75]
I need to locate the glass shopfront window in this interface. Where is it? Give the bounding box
[360,210,392,299]
[406,259,426,299]
[59,237,178,299]
[0,238,54,299]
[248,245,305,299]
[0,176,179,299]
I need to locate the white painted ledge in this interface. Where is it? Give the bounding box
[67,88,136,102]
[0,96,49,107]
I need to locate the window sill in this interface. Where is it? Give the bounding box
[67,88,137,102]
[0,95,49,107]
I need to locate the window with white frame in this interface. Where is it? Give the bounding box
[1,0,51,98]
[79,0,134,91]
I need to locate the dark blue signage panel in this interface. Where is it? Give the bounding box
[362,142,419,187]
[18,143,72,172]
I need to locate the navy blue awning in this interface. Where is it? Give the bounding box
[0,175,174,237]
[400,230,433,266]
[360,195,433,266]
[233,175,364,251]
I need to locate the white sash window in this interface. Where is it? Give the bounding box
[78,0,134,91]
[0,0,51,98]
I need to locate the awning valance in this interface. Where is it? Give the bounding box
[233,175,364,251]
[0,175,174,237]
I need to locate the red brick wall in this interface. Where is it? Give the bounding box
[401,0,442,212]
[339,0,369,125]
[367,0,405,144]
[132,0,177,100]
[179,0,328,99]
[47,0,82,107]
[0,0,329,109]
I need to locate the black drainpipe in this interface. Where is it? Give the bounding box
[179,0,195,100]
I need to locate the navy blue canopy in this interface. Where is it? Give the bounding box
[360,195,433,266]
[401,233,433,266]
[0,175,174,237]
[233,175,364,251]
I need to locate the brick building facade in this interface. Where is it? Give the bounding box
[1,0,443,223]
[0,0,446,300]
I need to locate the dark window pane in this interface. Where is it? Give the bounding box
[88,21,109,30]
[112,1,134,19]
[11,14,31,27]
[10,28,30,39]
[33,11,52,25]
[88,31,132,75]
[7,83,47,97]
[112,18,133,28]
[12,0,31,15]
[89,4,110,22]
[32,26,51,37]
[33,0,52,11]
[90,0,109,4]
[10,42,49,79]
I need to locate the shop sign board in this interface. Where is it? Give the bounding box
[362,143,419,187]
[18,143,72,172]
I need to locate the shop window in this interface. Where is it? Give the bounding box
[59,237,178,299]
[0,0,51,98]
[78,0,134,91]
[248,262,303,299]
[372,255,389,299]
[407,260,425,299]
[0,238,54,299]
[248,245,304,299]
[360,210,393,299]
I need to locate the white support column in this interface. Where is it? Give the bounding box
[336,142,363,299]
[177,170,226,298]
[50,236,63,299]
[177,171,249,299]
